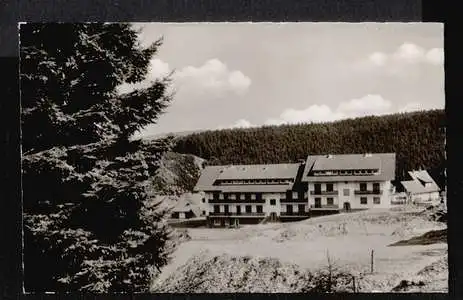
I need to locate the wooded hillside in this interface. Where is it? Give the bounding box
[172,110,445,186]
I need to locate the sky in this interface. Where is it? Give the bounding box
[117,23,445,138]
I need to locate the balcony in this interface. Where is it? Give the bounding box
[209,212,265,217]
[309,190,339,195]
[280,211,309,216]
[209,199,266,204]
[354,190,383,195]
[309,204,340,210]
[280,198,308,203]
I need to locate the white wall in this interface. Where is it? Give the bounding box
[263,193,282,216]
[411,191,440,205]
[308,181,393,209]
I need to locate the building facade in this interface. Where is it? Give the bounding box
[194,164,308,227]
[401,170,440,206]
[194,153,397,227]
[302,153,396,213]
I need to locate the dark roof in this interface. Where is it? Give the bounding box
[302,153,396,182]
[312,155,381,171]
[217,163,300,180]
[194,164,300,193]
[194,166,224,192]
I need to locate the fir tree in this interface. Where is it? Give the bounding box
[21,23,174,292]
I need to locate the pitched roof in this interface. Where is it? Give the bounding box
[302,153,396,182]
[217,163,300,180]
[401,170,440,194]
[172,200,193,213]
[408,170,435,183]
[171,194,201,215]
[194,166,224,192]
[194,164,300,192]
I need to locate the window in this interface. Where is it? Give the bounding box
[256,205,263,213]
[214,205,220,213]
[236,205,241,214]
[286,191,292,199]
[360,183,367,191]
[373,183,380,192]
[270,199,276,205]
[343,189,350,196]
[245,193,251,201]
[360,197,367,205]
[298,204,305,213]
[327,197,334,205]
[202,198,206,203]
[314,183,321,193]
[224,205,229,214]
[245,205,252,213]
[326,183,334,192]
[373,197,380,204]
[213,219,221,226]
[202,210,206,216]
[286,205,293,214]
[256,193,263,201]
[314,198,321,208]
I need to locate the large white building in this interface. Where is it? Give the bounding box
[194,153,397,227]
[194,163,307,227]
[303,153,396,213]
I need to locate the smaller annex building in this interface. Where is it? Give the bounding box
[400,170,440,206]
[170,195,201,220]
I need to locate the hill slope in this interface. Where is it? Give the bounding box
[172,110,445,184]
[148,151,206,196]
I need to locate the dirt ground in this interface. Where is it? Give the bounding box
[153,207,447,293]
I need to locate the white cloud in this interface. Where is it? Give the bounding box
[392,43,426,64]
[230,119,254,128]
[265,94,392,125]
[398,102,425,113]
[148,58,171,79]
[217,118,256,130]
[116,58,252,97]
[366,43,444,69]
[369,52,388,66]
[175,59,251,96]
[425,48,445,65]
[337,94,392,117]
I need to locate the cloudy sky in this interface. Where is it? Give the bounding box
[119,22,444,138]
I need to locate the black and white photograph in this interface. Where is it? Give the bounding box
[20,22,446,293]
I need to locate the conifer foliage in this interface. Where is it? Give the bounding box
[173,110,445,186]
[21,23,174,292]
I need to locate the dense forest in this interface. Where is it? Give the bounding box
[172,110,446,187]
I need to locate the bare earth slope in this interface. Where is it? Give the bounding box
[152,207,447,293]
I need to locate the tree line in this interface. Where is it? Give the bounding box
[172,110,446,187]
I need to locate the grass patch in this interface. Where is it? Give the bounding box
[389,229,446,246]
